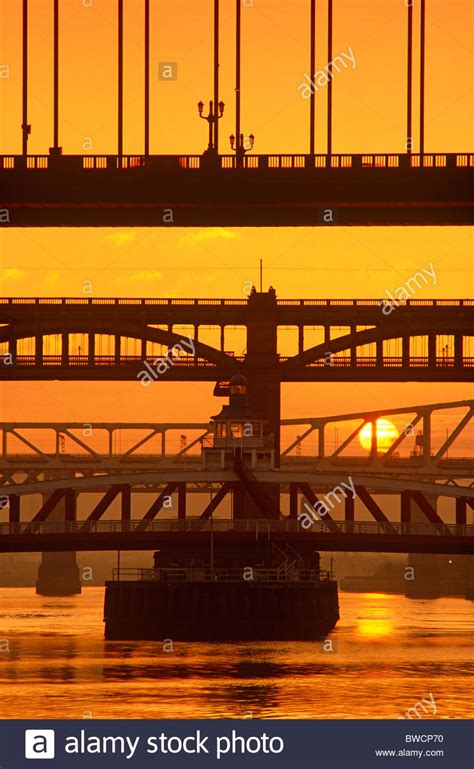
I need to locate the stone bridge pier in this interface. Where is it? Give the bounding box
[36,472,81,596]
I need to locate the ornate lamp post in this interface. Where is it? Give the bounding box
[229,133,255,167]
[197,100,225,152]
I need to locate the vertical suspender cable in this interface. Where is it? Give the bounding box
[310,0,316,156]
[144,0,150,156]
[235,0,241,162]
[419,0,426,157]
[213,0,219,151]
[118,0,124,161]
[407,0,413,154]
[22,0,28,156]
[327,0,333,157]
[53,0,59,150]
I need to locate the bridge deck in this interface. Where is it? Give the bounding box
[0,519,472,555]
[1,296,473,382]
[1,153,473,226]
[1,454,473,481]
[1,359,472,382]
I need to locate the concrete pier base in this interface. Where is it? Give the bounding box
[36,474,82,596]
[36,551,82,596]
[104,578,339,641]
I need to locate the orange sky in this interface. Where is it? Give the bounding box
[0,0,473,425]
[1,0,473,154]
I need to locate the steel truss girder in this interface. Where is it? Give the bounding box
[2,476,473,532]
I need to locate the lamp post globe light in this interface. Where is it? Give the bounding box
[229,132,255,167]
[197,99,225,154]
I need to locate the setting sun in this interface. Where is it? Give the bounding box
[359,419,399,452]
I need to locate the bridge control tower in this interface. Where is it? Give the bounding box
[203,373,275,471]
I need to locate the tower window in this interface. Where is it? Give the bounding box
[230,423,244,438]
[215,422,227,438]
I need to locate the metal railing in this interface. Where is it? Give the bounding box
[0,519,472,538]
[3,355,472,369]
[1,153,473,172]
[1,297,472,307]
[1,452,473,467]
[111,566,332,583]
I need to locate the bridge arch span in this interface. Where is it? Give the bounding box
[0,320,239,371]
[285,318,473,368]
[2,471,473,500]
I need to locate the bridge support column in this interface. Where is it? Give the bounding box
[401,491,411,524]
[344,494,354,522]
[289,483,298,519]
[245,289,280,517]
[402,336,410,367]
[405,493,442,600]
[114,335,121,365]
[428,334,436,367]
[61,333,69,366]
[456,498,467,525]
[178,483,186,519]
[298,325,304,355]
[9,494,20,523]
[88,333,95,365]
[36,474,81,596]
[232,483,245,519]
[350,325,357,367]
[37,550,81,596]
[35,335,43,366]
[376,339,383,367]
[454,333,463,368]
[8,338,17,363]
[194,325,199,364]
[246,289,280,459]
[121,485,131,524]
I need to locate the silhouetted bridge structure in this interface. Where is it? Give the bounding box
[1,454,473,555]
[2,2,472,610]
[0,519,473,557]
[1,294,473,384]
[1,400,473,558]
[1,400,473,483]
[1,2,472,226]
[2,152,473,227]
[2,290,473,456]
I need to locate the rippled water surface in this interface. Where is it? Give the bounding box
[0,588,473,719]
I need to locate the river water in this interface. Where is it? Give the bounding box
[0,587,472,719]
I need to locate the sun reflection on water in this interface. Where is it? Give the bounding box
[356,593,395,638]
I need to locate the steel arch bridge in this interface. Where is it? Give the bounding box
[1,293,473,383]
[1,400,473,484]
[1,397,472,555]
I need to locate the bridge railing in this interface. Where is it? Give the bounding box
[0,519,472,538]
[1,297,472,307]
[111,566,331,583]
[0,451,473,467]
[5,355,473,369]
[1,153,473,172]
